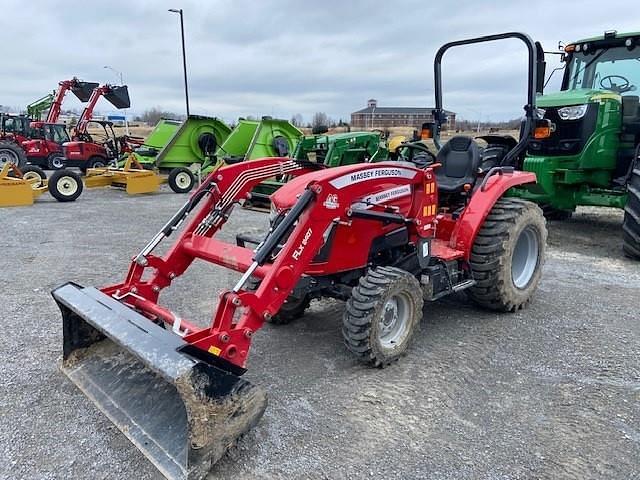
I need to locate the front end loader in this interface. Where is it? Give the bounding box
[52,32,547,480]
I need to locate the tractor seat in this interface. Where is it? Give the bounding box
[435,136,481,193]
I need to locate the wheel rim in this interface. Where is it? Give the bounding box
[57,176,79,196]
[176,171,192,189]
[378,293,412,348]
[52,156,64,169]
[23,172,43,188]
[92,161,105,168]
[0,149,18,166]
[511,225,539,289]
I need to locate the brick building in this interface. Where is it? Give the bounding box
[351,99,456,130]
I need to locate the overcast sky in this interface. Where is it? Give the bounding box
[2,0,637,122]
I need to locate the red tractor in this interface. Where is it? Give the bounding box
[0,114,31,168]
[20,78,98,170]
[62,84,131,171]
[52,33,548,479]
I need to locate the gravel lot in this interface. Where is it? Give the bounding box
[1,186,638,480]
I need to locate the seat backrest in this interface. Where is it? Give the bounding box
[622,96,640,123]
[435,135,481,179]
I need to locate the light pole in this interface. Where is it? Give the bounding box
[103,65,129,135]
[168,8,190,117]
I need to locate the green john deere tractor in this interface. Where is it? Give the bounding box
[511,30,640,258]
[246,129,388,209]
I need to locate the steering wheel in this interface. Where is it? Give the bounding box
[397,142,436,168]
[599,74,635,94]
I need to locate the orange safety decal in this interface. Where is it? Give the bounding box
[424,181,435,194]
[423,204,437,216]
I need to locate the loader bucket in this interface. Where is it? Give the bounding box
[104,85,131,109]
[52,283,267,480]
[71,81,99,102]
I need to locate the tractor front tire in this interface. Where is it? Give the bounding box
[343,267,423,367]
[623,164,640,259]
[0,141,27,169]
[47,153,65,170]
[269,295,311,325]
[21,166,47,188]
[168,167,196,193]
[48,169,83,202]
[468,198,546,312]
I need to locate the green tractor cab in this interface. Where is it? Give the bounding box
[511,30,640,258]
[247,130,388,209]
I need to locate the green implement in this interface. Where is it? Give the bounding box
[202,117,302,175]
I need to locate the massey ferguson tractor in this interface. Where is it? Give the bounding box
[21,78,99,170]
[52,33,547,479]
[61,84,131,172]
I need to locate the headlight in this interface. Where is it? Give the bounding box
[535,108,546,119]
[557,104,588,121]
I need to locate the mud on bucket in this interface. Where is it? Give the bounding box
[52,283,267,480]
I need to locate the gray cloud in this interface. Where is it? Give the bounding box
[1,0,636,122]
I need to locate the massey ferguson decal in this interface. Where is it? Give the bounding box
[351,184,412,209]
[329,167,417,189]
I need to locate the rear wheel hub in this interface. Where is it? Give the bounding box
[512,225,539,289]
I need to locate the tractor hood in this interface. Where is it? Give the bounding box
[537,89,621,107]
[270,162,418,212]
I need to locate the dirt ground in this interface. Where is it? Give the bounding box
[0,186,638,480]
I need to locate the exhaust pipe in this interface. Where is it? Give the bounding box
[52,282,267,480]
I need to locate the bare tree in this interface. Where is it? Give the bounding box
[135,107,183,125]
[311,112,330,130]
[290,113,304,127]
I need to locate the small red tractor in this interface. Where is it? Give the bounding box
[52,33,548,479]
[0,114,31,168]
[62,84,131,171]
[21,78,98,170]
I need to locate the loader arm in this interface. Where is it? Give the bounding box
[45,78,99,124]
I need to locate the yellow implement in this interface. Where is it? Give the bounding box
[0,163,84,207]
[0,162,39,206]
[85,154,161,194]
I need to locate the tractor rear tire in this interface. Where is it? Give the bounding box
[21,166,47,188]
[168,167,196,193]
[49,169,83,202]
[622,164,640,259]
[47,153,65,170]
[88,156,107,169]
[468,198,546,312]
[0,141,26,169]
[343,266,423,367]
[269,295,311,325]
